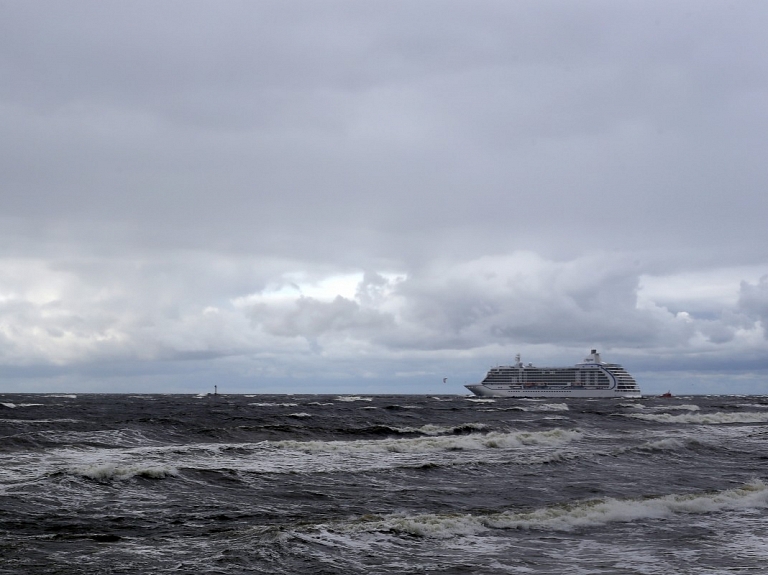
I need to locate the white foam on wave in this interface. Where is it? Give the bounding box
[287,412,312,418]
[335,396,373,402]
[665,404,700,411]
[1,403,49,409]
[274,428,582,454]
[637,437,689,452]
[45,394,77,399]
[621,403,700,412]
[71,463,178,481]
[650,404,700,412]
[390,423,488,436]
[338,480,768,539]
[626,411,768,424]
[534,403,569,412]
[249,402,299,407]
[488,479,768,531]
[465,398,495,403]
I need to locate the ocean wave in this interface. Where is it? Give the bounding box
[610,435,707,457]
[330,480,768,539]
[249,402,299,407]
[625,412,768,424]
[534,403,569,412]
[484,403,570,413]
[0,418,80,424]
[637,437,689,452]
[384,404,423,410]
[650,404,700,412]
[335,396,373,402]
[621,403,700,412]
[70,463,178,482]
[273,428,582,454]
[386,423,488,436]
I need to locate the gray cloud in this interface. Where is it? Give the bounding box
[739,276,768,338]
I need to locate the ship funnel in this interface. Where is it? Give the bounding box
[584,349,602,363]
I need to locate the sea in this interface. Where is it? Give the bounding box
[2,393,768,574]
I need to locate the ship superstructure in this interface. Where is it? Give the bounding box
[465,349,641,398]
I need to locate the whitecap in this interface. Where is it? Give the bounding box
[389,423,488,436]
[71,463,178,481]
[644,404,700,412]
[638,437,688,452]
[273,428,582,455]
[532,403,569,412]
[249,402,299,407]
[330,480,768,539]
[625,411,768,424]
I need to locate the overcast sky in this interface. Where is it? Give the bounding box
[1,1,767,395]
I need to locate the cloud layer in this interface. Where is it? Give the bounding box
[1,1,767,393]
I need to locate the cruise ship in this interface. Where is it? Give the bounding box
[465,349,642,398]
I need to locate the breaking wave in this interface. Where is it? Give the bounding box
[273,428,582,454]
[627,404,701,412]
[71,463,178,482]
[388,423,488,436]
[328,480,768,539]
[249,402,299,407]
[626,412,768,424]
[637,437,689,452]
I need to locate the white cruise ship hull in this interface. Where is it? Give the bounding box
[465,350,642,399]
[465,384,641,399]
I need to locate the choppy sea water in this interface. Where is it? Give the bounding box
[2,393,768,574]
